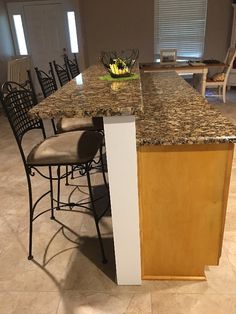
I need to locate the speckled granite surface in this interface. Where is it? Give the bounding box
[29,64,236,146]
[29,64,143,119]
[136,71,236,145]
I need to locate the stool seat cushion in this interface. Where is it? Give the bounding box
[57,117,103,133]
[27,130,102,166]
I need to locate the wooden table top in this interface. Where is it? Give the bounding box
[139,61,225,72]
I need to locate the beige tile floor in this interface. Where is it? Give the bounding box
[1,88,236,313]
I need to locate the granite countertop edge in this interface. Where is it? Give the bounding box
[136,135,236,147]
[28,64,236,146]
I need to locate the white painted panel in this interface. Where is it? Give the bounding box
[103,116,141,285]
[23,3,68,72]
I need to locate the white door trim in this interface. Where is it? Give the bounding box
[7,0,85,68]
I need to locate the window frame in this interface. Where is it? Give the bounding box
[12,14,28,55]
[154,0,208,60]
[67,11,79,54]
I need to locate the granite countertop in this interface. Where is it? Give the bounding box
[29,64,236,146]
[29,64,143,119]
[136,71,236,145]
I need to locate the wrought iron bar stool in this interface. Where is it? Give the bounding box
[0,80,108,263]
[34,64,105,185]
[64,53,80,78]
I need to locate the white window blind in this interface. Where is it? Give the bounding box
[154,0,208,58]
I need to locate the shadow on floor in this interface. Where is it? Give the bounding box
[29,171,116,312]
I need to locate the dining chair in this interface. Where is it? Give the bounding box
[64,53,80,78]
[53,60,70,87]
[205,47,236,103]
[0,80,108,263]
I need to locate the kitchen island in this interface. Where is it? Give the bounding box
[137,71,236,280]
[29,65,236,284]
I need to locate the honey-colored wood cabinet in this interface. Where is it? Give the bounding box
[138,144,234,280]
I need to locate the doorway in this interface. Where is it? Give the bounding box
[7,0,81,91]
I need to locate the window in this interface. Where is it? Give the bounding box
[67,11,79,53]
[13,14,28,55]
[154,0,208,59]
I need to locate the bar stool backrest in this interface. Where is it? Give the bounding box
[0,80,46,164]
[53,60,70,87]
[64,54,80,79]
[35,62,57,97]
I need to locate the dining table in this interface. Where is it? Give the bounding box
[139,60,225,97]
[29,63,236,285]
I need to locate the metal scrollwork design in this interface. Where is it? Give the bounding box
[28,166,35,177]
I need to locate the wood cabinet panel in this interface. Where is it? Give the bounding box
[138,144,234,280]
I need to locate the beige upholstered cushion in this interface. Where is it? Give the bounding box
[57,117,103,133]
[212,72,225,82]
[27,131,102,165]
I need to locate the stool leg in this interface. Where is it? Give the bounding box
[71,166,74,179]
[86,169,107,263]
[51,119,57,134]
[65,166,69,186]
[100,147,108,189]
[57,166,61,210]
[27,173,33,260]
[49,166,55,220]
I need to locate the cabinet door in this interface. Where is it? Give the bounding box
[138,144,233,280]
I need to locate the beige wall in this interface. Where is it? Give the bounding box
[0,1,14,84]
[80,0,234,67]
[204,0,233,61]
[79,0,154,66]
[0,0,234,83]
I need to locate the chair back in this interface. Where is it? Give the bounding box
[35,63,57,97]
[0,79,46,164]
[53,60,70,87]
[223,48,236,81]
[34,64,57,134]
[64,54,80,78]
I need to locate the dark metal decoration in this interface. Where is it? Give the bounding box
[34,64,57,133]
[53,60,71,87]
[0,81,109,264]
[35,63,58,98]
[64,53,80,79]
[100,48,139,78]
